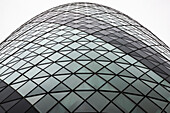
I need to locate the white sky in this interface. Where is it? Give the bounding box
[0,0,170,46]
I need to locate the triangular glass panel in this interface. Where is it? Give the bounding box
[3,91,22,102]
[103,102,123,113]
[131,106,145,113]
[101,92,118,100]
[78,38,89,42]
[75,102,97,112]
[58,56,71,61]
[51,83,70,92]
[39,59,51,64]
[119,70,134,77]
[76,74,92,80]
[124,86,141,95]
[77,45,89,50]
[27,86,45,96]
[98,74,113,81]
[125,94,143,103]
[150,98,167,108]
[61,39,72,43]
[134,62,146,67]
[98,68,113,74]
[140,74,155,82]
[100,83,117,91]
[1,99,19,111]
[148,90,165,100]
[77,67,92,73]
[57,61,70,66]
[56,68,70,75]
[38,63,51,69]
[121,77,136,84]
[115,58,129,64]
[26,94,44,104]
[49,103,69,113]
[78,50,89,54]
[60,47,72,51]
[54,75,70,81]
[78,54,90,60]
[11,82,26,90]
[114,52,125,57]
[137,67,149,73]
[33,77,48,84]
[77,61,90,65]
[96,46,107,51]
[18,68,30,73]
[33,71,49,78]
[41,52,53,57]
[117,63,130,68]
[51,92,69,101]
[76,82,94,90]
[96,50,107,54]
[142,80,157,88]
[97,61,110,66]
[76,91,94,99]
[14,76,28,83]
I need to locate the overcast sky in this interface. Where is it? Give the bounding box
[0,0,170,46]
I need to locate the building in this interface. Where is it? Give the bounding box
[0,2,170,113]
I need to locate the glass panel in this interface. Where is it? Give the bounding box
[132,80,151,95]
[66,62,82,72]
[64,75,82,89]
[86,51,100,59]
[69,42,81,49]
[107,63,123,74]
[35,94,56,113]
[123,55,137,64]
[127,66,143,77]
[61,92,83,112]
[25,67,41,78]
[40,77,59,92]
[45,64,61,75]
[87,75,105,89]
[4,72,20,84]
[104,52,118,61]
[114,94,135,112]
[109,76,128,91]
[86,42,98,49]
[87,92,109,111]
[18,81,36,96]
[155,85,170,101]
[86,62,102,72]
[30,55,44,64]
[12,60,26,69]
[52,44,64,51]
[147,71,163,83]
[139,98,161,113]
[67,51,81,59]
[102,43,115,50]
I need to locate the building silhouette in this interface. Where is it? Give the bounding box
[0,2,170,113]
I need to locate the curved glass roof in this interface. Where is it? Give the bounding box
[0,2,169,113]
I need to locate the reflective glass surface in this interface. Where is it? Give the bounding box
[0,2,170,113]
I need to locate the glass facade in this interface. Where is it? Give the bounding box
[0,2,170,113]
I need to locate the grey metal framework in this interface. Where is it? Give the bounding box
[0,2,170,113]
